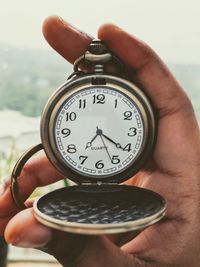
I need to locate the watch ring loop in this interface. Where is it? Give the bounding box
[73,55,85,72]
[73,54,124,74]
[10,143,43,210]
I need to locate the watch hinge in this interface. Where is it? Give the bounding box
[80,181,118,186]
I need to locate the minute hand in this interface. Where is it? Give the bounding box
[102,134,123,149]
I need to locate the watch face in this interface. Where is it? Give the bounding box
[52,86,145,178]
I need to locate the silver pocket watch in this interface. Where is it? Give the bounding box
[11,39,166,235]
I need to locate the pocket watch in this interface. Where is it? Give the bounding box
[11,39,166,235]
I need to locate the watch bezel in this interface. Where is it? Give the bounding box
[41,74,156,184]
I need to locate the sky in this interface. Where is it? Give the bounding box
[0,0,200,64]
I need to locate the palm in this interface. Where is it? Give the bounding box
[116,108,200,264]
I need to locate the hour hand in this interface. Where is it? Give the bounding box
[85,134,98,149]
[85,142,91,149]
[102,134,123,149]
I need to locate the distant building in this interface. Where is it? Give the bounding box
[0,110,40,157]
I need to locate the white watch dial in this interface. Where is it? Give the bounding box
[54,87,144,177]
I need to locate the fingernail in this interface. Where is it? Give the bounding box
[58,16,92,39]
[110,24,123,31]
[58,16,75,30]
[58,16,67,26]
[101,23,123,33]
[13,225,52,248]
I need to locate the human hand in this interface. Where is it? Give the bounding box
[1,16,200,267]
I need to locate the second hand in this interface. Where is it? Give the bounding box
[99,134,112,162]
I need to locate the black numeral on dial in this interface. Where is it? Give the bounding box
[66,112,76,121]
[61,128,71,138]
[114,99,118,108]
[79,156,88,164]
[111,155,120,164]
[93,94,105,104]
[124,111,132,120]
[95,160,104,169]
[67,144,77,153]
[128,127,137,136]
[79,99,86,109]
[123,143,131,152]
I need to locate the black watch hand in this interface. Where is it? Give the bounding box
[85,134,98,149]
[85,126,103,149]
[99,135,112,162]
[102,134,123,149]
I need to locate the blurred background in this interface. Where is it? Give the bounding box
[0,0,200,266]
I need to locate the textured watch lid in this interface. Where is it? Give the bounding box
[34,184,166,235]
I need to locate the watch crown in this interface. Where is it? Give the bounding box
[88,39,108,55]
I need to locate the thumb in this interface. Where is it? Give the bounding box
[5,207,147,266]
